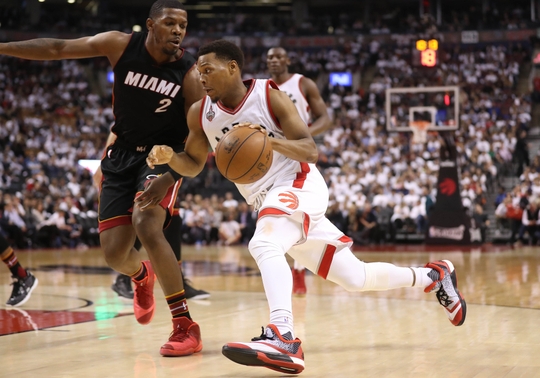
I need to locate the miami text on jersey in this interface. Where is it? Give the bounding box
[124,71,181,98]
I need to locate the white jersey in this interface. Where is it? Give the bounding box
[273,74,311,126]
[200,79,315,207]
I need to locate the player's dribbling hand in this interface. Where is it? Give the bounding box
[147,145,174,169]
[234,122,266,134]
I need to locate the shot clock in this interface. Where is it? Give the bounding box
[413,39,439,67]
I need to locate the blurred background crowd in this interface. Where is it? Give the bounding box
[1,0,540,249]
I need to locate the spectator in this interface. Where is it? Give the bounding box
[218,211,242,246]
[1,200,27,248]
[236,202,256,244]
[513,129,530,177]
[352,204,380,245]
[472,204,490,243]
[519,200,540,245]
[222,192,239,210]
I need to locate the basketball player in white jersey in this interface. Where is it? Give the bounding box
[145,40,467,375]
[267,46,332,295]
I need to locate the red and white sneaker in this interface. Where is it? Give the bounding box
[160,317,203,357]
[132,260,155,325]
[222,324,304,374]
[292,268,307,296]
[424,260,467,326]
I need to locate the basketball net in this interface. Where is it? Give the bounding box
[410,121,429,144]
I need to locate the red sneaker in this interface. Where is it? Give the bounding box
[424,260,467,326]
[292,268,306,295]
[132,260,155,325]
[222,324,304,374]
[160,317,203,357]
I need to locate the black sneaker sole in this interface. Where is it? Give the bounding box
[222,345,303,374]
[111,284,134,300]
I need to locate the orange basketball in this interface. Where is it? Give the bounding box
[215,126,273,185]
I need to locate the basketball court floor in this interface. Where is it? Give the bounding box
[1,244,539,377]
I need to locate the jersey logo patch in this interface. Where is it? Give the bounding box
[206,105,215,121]
[278,191,299,210]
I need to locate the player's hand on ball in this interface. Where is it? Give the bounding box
[234,122,266,134]
[147,145,174,169]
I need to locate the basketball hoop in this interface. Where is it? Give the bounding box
[410,121,429,144]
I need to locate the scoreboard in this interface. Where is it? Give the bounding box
[413,39,439,67]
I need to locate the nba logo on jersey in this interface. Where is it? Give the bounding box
[206,105,215,121]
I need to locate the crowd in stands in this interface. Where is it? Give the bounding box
[0,18,535,247]
[0,2,536,37]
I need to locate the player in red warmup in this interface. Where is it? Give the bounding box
[267,46,332,295]
[147,40,467,374]
[0,0,205,356]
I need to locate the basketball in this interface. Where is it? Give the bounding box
[214,126,273,185]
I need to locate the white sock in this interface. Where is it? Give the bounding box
[270,309,294,339]
[258,254,295,337]
[410,267,436,288]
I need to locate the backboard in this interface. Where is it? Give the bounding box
[385,86,459,132]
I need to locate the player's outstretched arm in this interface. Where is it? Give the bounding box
[302,77,332,136]
[268,89,318,163]
[146,101,210,177]
[0,31,129,66]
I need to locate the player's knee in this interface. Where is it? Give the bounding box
[360,262,391,291]
[102,245,126,270]
[337,277,364,292]
[248,237,286,266]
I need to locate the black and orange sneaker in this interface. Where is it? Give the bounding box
[424,260,467,326]
[222,324,304,374]
[160,317,203,357]
[292,268,307,296]
[132,260,155,325]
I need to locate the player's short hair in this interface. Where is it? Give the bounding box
[198,40,244,70]
[149,0,185,19]
[268,46,288,56]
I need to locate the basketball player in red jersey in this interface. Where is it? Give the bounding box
[1,236,38,306]
[0,0,205,356]
[267,47,332,295]
[147,40,467,374]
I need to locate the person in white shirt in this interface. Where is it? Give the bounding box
[266,46,333,295]
[218,211,242,246]
[146,40,467,375]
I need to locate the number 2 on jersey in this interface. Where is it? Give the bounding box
[155,99,172,113]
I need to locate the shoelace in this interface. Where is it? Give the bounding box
[251,326,273,342]
[169,325,190,342]
[135,279,152,307]
[436,287,453,307]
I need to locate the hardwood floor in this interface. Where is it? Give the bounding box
[1,244,539,377]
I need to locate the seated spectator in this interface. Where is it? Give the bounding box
[222,192,239,210]
[519,199,540,245]
[36,206,71,248]
[184,205,208,245]
[409,199,427,233]
[494,186,507,207]
[472,204,490,243]
[206,206,223,245]
[1,199,27,248]
[351,204,380,245]
[236,202,256,244]
[326,202,348,234]
[219,211,242,246]
[495,195,511,229]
